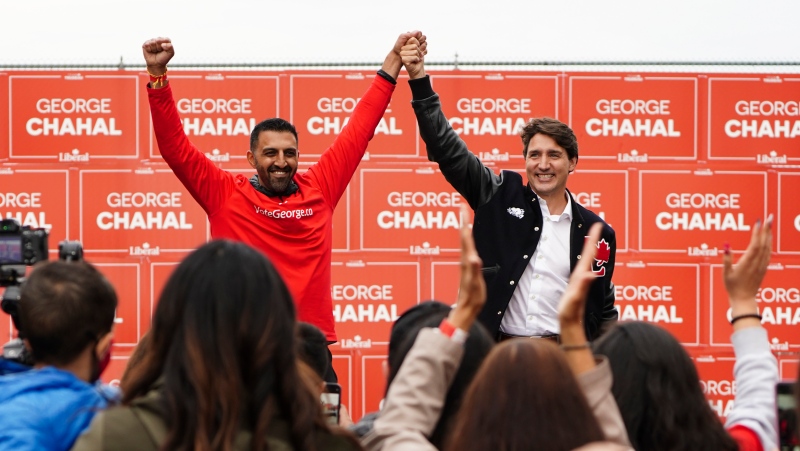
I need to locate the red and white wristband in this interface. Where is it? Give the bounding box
[438,318,469,345]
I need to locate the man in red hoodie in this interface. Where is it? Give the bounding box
[142,33,426,381]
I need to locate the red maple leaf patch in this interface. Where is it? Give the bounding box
[595,239,611,264]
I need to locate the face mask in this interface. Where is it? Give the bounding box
[91,339,113,383]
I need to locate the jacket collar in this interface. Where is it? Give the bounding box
[249,175,298,198]
[525,185,584,224]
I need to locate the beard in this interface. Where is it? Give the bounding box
[268,173,292,193]
[258,166,294,194]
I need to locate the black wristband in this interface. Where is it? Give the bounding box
[560,342,591,351]
[730,313,762,325]
[377,69,397,85]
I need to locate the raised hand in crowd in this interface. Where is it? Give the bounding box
[723,215,773,331]
[400,36,427,80]
[141,37,173,87]
[449,204,485,332]
[558,222,603,376]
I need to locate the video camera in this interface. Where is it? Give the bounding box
[0,218,84,366]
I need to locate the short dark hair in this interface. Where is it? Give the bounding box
[297,322,330,380]
[520,117,579,161]
[250,118,298,151]
[19,261,117,366]
[387,301,494,448]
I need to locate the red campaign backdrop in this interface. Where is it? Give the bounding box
[359,167,472,253]
[778,173,800,254]
[638,170,767,254]
[709,263,800,350]
[329,260,420,350]
[0,169,70,247]
[693,353,737,422]
[708,76,800,162]
[569,75,697,161]
[78,169,209,253]
[0,69,798,422]
[613,262,701,346]
[9,74,139,160]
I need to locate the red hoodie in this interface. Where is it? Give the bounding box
[148,74,395,340]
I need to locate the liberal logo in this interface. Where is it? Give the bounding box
[507,207,524,219]
[340,335,373,349]
[205,148,231,162]
[593,238,611,276]
[688,243,718,257]
[617,149,648,163]
[479,148,510,162]
[59,148,90,162]
[129,242,160,256]
[409,241,441,256]
[756,150,787,165]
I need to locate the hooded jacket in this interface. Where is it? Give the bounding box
[0,366,118,450]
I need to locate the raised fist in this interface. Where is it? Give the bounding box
[400,36,427,80]
[142,37,174,74]
[392,30,424,55]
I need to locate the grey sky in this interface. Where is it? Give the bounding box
[1,0,798,65]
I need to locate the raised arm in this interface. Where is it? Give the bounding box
[402,40,501,210]
[723,216,779,451]
[306,32,424,207]
[142,37,234,215]
[362,206,485,451]
[559,223,631,447]
[559,223,603,374]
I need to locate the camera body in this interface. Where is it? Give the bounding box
[1,219,84,367]
[0,219,48,267]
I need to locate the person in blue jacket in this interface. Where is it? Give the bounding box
[0,260,119,450]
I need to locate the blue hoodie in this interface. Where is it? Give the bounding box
[0,365,119,451]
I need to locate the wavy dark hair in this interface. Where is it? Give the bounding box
[519,117,578,161]
[121,240,341,451]
[446,339,605,451]
[593,321,738,451]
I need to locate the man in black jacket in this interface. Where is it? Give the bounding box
[400,40,617,341]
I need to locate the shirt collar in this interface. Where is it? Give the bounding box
[537,191,573,220]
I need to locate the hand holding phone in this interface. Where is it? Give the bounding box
[321,382,341,425]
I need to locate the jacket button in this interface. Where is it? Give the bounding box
[534,227,540,231]
[577,255,582,260]
[523,255,529,259]
[497,311,502,315]
[509,280,515,285]
[578,224,583,228]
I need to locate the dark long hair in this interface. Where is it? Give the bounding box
[446,339,605,451]
[121,240,332,451]
[593,322,738,451]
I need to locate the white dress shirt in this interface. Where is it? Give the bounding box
[499,193,573,336]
